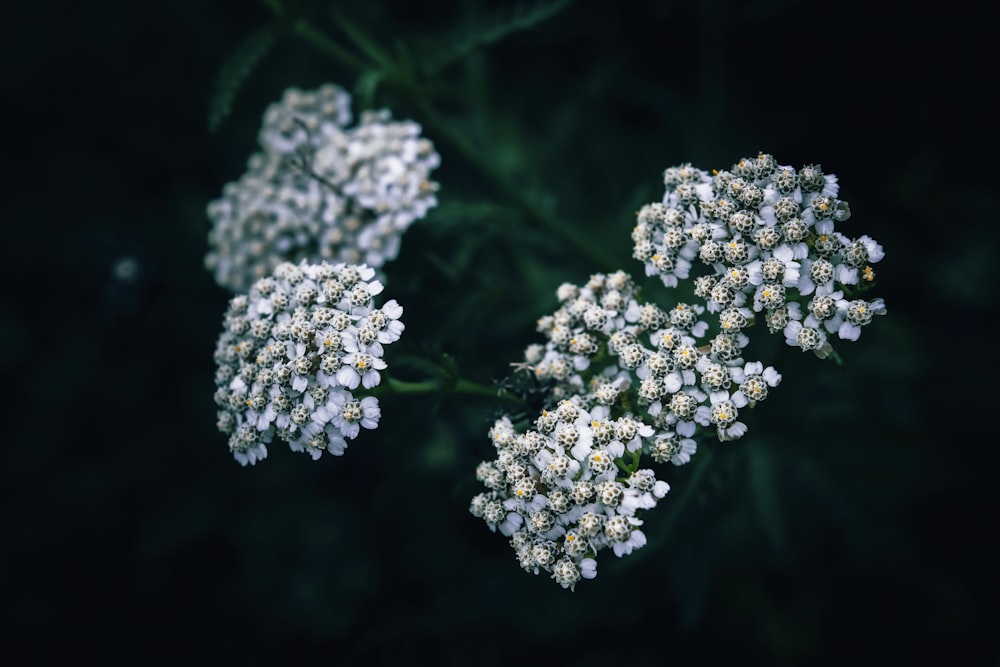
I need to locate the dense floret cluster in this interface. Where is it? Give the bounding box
[472,154,886,588]
[471,403,670,590]
[206,84,441,293]
[633,154,885,355]
[213,260,403,466]
[522,270,781,448]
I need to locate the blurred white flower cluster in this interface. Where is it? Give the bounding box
[472,154,886,588]
[206,84,441,293]
[213,260,403,466]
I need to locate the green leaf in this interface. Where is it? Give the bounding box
[424,200,515,227]
[207,28,276,133]
[354,69,384,111]
[255,0,284,15]
[440,353,460,390]
[419,0,576,75]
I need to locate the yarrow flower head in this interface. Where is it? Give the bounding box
[519,270,775,451]
[475,154,886,588]
[472,270,778,588]
[470,405,669,590]
[206,83,441,293]
[633,153,886,356]
[213,260,403,465]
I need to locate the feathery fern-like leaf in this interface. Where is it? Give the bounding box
[208,28,276,133]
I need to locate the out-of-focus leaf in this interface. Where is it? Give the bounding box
[423,200,515,230]
[418,0,576,75]
[354,69,384,110]
[207,28,275,133]
[255,0,284,14]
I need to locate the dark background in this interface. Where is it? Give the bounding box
[3,0,995,664]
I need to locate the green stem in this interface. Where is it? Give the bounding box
[614,448,642,477]
[383,377,440,394]
[374,375,526,407]
[453,378,511,401]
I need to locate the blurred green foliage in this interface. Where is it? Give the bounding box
[3,0,995,664]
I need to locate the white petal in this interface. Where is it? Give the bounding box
[361,370,381,389]
[838,322,861,341]
[381,299,403,319]
[337,366,360,389]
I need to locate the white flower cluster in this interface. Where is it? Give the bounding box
[473,154,888,588]
[206,83,441,293]
[632,154,886,355]
[213,260,404,466]
[471,271,782,588]
[470,402,670,591]
[524,271,780,446]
